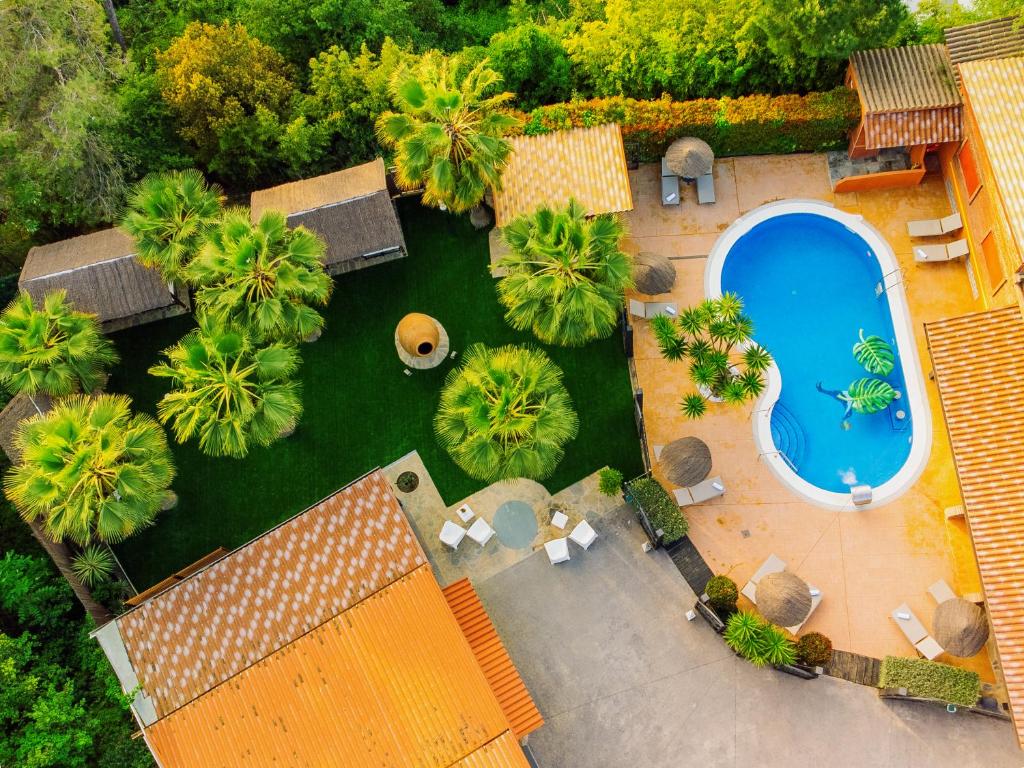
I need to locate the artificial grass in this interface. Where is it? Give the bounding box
[110,202,642,588]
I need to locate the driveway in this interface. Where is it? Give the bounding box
[474,503,1021,768]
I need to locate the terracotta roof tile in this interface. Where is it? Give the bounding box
[851,45,961,112]
[945,16,1024,85]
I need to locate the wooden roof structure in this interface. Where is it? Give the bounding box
[493,124,633,227]
[250,158,407,274]
[926,307,1024,747]
[848,45,963,149]
[96,470,540,767]
[20,229,181,328]
[945,17,1024,86]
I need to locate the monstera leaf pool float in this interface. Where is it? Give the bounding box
[840,377,897,414]
[852,330,895,376]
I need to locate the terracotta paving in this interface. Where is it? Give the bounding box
[624,155,998,683]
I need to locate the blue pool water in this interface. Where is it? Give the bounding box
[720,213,912,493]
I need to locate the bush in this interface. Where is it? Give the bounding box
[623,476,688,544]
[515,88,860,163]
[878,656,981,707]
[724,610,796,667]
[795,632,833,667]
[598,467,624,497]
[705,575,738,617]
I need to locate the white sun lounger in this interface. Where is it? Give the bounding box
[892,603,929,645]
[439,520,467,550]
[661,158,681,206]
[914,239,969,263]
[569,519,598,550]
[740,553,786,603]
[674,477,725,507]
[907,213,963,238]
[915,635,944,660]
[696,173,715,205]
[545,537,570,564]
[628,299,678,320]
[927,579,957,605]
[466,517,495,546]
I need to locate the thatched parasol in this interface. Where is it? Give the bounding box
[659,437,712,487]
[756,571,812,627]
[664,137,714,179]
[633,252,676,296]
[933,598,989,657]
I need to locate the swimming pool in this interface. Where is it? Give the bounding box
[706,200,931,510]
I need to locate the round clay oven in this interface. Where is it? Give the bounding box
[397,313,440,357]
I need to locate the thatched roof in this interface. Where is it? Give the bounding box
[664,137,714,179]
[660,437,711,487]
[0,394,51,463]
[756,571,812,627]
[20,229,176,324]
[633,252,676,295]
[250,158,406,269]
[933,598,989,657]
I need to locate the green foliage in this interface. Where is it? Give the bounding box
[376,52,520,212]
[435,344,579,482]
[187,209,332,343]
[724,610,797,667]
[0,291,119,397]
[70,546,115,588]
[878,656,981,707]
[149,316,304,458]
[116,66,195,181]
[840,378,897,415]
[0,552,73,632]
[912,0,1022,43]
[484,24,573,110]
[623,476,688,543]
[705,575,739,617]
[120,170,225,283]
[795,632,833,667]
[852,330,895,376]
[498,199,632,346]
[4,394,175,546]
[598,467,624,497]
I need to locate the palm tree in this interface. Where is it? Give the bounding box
[435,344,578,482]
[376,52,519,213]
[149,316,302,458]
[0,290,118,399]
[497,199,633,346]
[4,394,175,548]
[120,169,224,283]
[187,208,332,343]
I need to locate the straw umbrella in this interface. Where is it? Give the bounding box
[933,599,989,657]
[664,137,714,179]
[633,252,676,296]
[659,437,711,487]
[756,571,812,628]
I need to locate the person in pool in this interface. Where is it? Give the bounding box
[816,381,853,430]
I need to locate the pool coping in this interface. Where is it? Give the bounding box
[704,199,933,511]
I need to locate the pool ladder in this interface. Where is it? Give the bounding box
[875,267,904,297]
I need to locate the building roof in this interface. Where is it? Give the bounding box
[849,45,963,149]
[0,393,51,463]
[945,16,1024,85]
[250,158,406,267]
[959,56,1024,256]
[493,124,633,227]
[925,306,1024,747]
[20,229,176,324]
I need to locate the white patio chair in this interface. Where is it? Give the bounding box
[569,520,598,550]
[927,579,957,604]
[466,517,495,546]
[914,238,969,263]
[439,520,467,550]
[545,537,570,564]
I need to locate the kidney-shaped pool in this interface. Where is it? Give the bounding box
[706,200,931,510]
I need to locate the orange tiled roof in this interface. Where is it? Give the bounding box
[146,565,528,768]
[959,57,1024,256]
[493,124,633,227]
[926,306,1024,747]
[117,471,426,717]
[444,578,544,738]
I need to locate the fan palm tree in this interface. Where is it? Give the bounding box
[376,52,519,213]
[120,169,224,283]
[4,394,175,548]
[0,290,118,398]
[149,316,302,458]
[187,208,332,343]
[497,199,633,346]
[435,344,578,482]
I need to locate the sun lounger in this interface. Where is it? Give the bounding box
[652,445,664,460]
[915,636,944,660]
[673,477,725,507]
[740,553,786,603]
[439,520,467,550]
[569,519,598,550]
[914,238,969,263]
[927,579,957,605]
[696,173,715,205]
[786,585,823,634]
[466,517,495,546]
[891,603,928,645]
[661,158,680,206]
[628,299,678,320]
[906,213,963,238]
[545,537,570,564]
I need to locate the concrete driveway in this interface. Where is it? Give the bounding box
[474,503,1021,768]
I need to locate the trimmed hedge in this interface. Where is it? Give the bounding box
[624,476,687,544]
[516,88,860,163]
[878,656,981,707]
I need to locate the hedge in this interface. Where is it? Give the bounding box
[878,656,981,707]
[624,476,687,544]
[516,88,860,163]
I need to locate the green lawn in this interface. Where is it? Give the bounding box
[110,202,642,589]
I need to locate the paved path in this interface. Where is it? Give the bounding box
[475,503,1021,768]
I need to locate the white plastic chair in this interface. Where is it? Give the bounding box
[466,517,495,546]
[569,520,598,550]
[439,520,467,550]
[545,538,570,564]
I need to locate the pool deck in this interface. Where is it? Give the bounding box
[624,155,996,683]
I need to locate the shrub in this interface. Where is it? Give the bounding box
[623,476,688,544]
[598,468,624,497]
[705,575,738,617]
[515,88,860,163]
[795,632,833,667]
[724,610,797,668]
[878,656,980,707]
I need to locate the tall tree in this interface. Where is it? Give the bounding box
[497,199,633,347]
[376,52,519,213]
